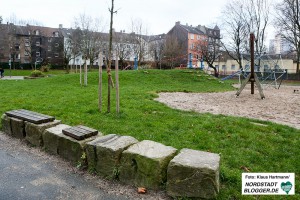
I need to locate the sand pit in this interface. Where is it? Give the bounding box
[155,85,300,129]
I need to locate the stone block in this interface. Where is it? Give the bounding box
[167,148,220,199]
[58,131,99,165]
[119,140,177,189]
[1,114,12,135]
[11,117,25,139]
[25,120,61,147]
[86,134,138,178]
[42,124,71,155]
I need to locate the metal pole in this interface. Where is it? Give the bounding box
[250,33,255,94]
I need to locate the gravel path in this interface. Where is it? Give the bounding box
[155,85,300,129]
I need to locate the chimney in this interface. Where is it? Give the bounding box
[59,24,63,29]
[175,21,180,26]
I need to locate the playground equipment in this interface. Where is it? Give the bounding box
[221,51,287,90]
[236,33,265,99]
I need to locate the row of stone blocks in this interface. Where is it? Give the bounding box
[1,113,220,199]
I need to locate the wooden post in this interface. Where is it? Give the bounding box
[250,33,255,94]
[84,60,88,86]
[236,33,265,99]
[115,53,120,113]
[98,53,103,112]
[80,64,82,86]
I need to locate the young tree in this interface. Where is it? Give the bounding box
[275,0,300,78]
[107,0,117,113]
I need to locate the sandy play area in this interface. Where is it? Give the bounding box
[155,85,300,129]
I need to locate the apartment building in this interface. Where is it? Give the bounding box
[0,23,64,68]
[167,21,220,67]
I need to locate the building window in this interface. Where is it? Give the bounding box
[48,46,51,51]
[24,51,29,56]
[36,52,40,57]
[25,39,30,47]
[54,32,59,37]
[48,38,52,42]
[55,43,59,47]
[54,53,59,57]
[190,44,194,49]
[35,30,39,35]
[197,35,200,40]
[231,65,236,70]
[190,34,194,40]
[16,54,20,59]
[222,65,226,70]
[36,41,40,46]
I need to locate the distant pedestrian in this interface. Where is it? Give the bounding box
[0,68,4,78]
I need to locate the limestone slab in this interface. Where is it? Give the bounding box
[167,148,220,199]
[25,120,61,147]
[58,131,99,165]
[86,134,138,178]
[42,124,71,155]
[1,114,12,135]
[119,140,177,189]
[10,117,25,139]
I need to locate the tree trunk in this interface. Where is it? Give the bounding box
[107,0,115,113]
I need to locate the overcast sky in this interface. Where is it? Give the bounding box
[1,0,228,34]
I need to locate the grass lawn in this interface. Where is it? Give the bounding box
[0,69,299,199]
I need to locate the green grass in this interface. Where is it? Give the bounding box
[0,69,299,199]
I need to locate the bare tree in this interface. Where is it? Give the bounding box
[130,19,148,66]
[113,31,132,68]
[149,35,165,69]
[196,36,221,77]
[221,0,270,69]
[221,0,248,69]
[73,14,105,86]
[275,0,300,77]
[243,0,270,63]
[162,35,181,68]
[107,0,117,113]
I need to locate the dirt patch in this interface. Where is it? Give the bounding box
[155,85,300,129]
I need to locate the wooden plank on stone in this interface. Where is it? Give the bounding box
[62,125,98,140]
[6,109,55,124]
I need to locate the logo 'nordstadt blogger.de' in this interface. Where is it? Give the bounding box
[242,173,295,195]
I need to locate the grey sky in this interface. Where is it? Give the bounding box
[1,0,227,34]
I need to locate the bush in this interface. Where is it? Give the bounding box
[30,70,45,77]
[40,64,51,72]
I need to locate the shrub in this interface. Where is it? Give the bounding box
[40,64,51,72]
[30,70,45,77]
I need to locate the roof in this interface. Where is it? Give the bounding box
[178,24,205,35]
